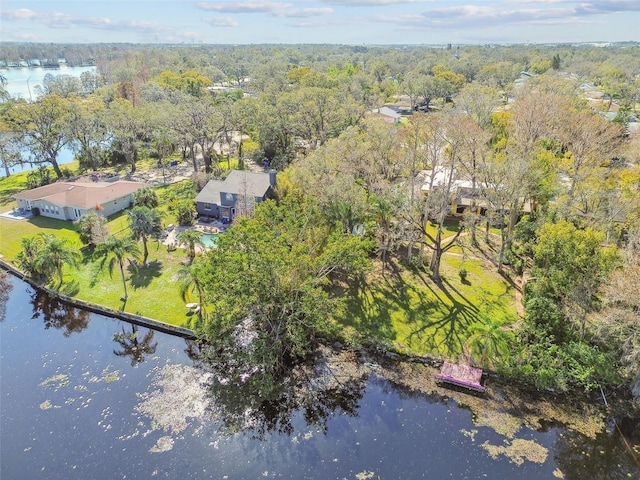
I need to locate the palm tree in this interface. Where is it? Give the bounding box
[133,187,159,208]
[96,235,141,301]
[35,234,81,287]
[112,324,158,366]
[178,260,208,328]
[463,317,513,368]
[327,199,355,234]
[127,206,162,265]
[177,229,205,264]
[75,211,108,246]
[371,195,395,275]
[16,235,44,280]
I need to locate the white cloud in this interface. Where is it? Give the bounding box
[196,1,332,17]
[363,1,640,31]
[1,8,171,33]
[205,16,240,26]
[322,0,424,5]
[0,8,39,20]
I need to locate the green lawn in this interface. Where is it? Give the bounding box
[0,216,82,260]
[0,171,29,209]
[64,241,193,327]
[1,211,198,328]
[335,253,517,360]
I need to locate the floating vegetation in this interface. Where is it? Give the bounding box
[528,398,605,439]
[136,364,213,435]
[553,468,565,478]
[89,367,121,384]
[39,400,58,410]
[150,436,174,453]
[472,410,522,438]
[355,471,376,480]
[39,374,69,390]
[358,354,606,440]
[460,429,478,441]
[480,438,548,465]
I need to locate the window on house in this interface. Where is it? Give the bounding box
[204,203,211,210]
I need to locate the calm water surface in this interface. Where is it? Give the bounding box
[1,275,638,479]
[1,66,96,101]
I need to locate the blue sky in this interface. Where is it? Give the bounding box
[1,0,639,45]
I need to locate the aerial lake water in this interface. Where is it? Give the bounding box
[1,274,639,477]
[1,65,96,102]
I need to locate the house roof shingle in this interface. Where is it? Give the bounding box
[13,181,146,209]
[195,171,272,204]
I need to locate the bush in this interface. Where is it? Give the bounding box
[523,295,569,343]
[509,335,620,392]
[175,200,195,226]
[26,167,51,189]
[458,268,468,282]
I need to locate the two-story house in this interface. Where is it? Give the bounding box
[194,170,276,223]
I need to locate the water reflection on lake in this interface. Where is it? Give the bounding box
[1,274,638,479]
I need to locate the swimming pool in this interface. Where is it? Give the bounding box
[202,233,219,248]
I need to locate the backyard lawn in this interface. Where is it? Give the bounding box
[64,242,192,327]
[2,164,519,355]
[335,251,517,360]
[0,213,197,327]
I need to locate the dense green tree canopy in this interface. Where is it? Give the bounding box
[195,195,371,391]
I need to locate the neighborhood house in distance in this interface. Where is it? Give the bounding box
[195,170,276,223]
[13,180,147,221]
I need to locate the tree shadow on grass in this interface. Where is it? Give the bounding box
[333,269,397,345]
[393,268,484,358]
[403,282,479,357]
[129,260,162,290]
[335,254,508,359]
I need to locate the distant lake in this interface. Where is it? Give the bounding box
[1,273,638,479]
[1,145,77,178]
[1,65,96,102]
[0,66,96,177]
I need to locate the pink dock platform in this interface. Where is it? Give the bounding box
[435,361,486,393]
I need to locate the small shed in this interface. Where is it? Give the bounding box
[435,361,486,393]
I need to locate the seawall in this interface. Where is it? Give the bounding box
[0,259,196,340]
